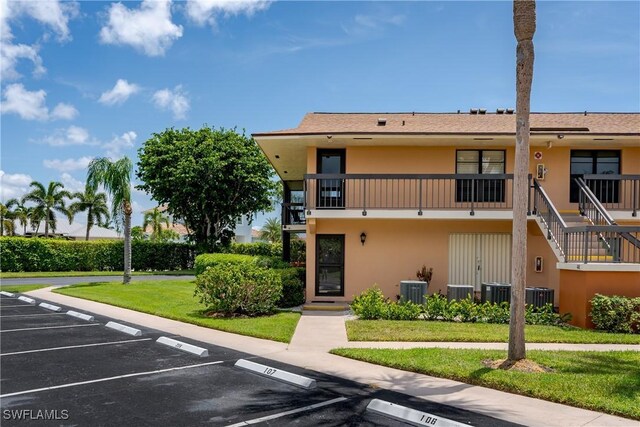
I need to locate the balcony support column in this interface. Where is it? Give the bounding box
[283,230,291,262]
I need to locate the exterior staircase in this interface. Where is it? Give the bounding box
[559,212,614,262]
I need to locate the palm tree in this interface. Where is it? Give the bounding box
[23,181,72,238]
[0,202,15,236]
[509,0,536,362]
[6,198,30,235]
[69,186,110,241]
[87,157,133,284]
[260,217,282,243]
[29,205,46,234]
[143,207,170,241]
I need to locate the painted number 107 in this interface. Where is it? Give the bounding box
[419,415,438,425]
[263,368,277,376]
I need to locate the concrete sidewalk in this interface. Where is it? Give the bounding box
[26,287,638,427]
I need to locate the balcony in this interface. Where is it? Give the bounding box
[302,173,527,219]
[282,202,306,231]
[583,174,640,217]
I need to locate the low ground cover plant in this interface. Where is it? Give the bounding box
[590,294,640,334]
[351,287,569,326]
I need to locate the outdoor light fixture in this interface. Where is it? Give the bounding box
[360,232,367,246]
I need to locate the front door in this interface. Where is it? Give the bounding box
[316,235,345,296]
[317,149,345,208]
[570,150,620,203]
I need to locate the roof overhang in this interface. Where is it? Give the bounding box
[254,133,640,181]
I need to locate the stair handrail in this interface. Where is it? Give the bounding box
[575,177,616,226]
[533,179,567,260]
[577,177,640,252]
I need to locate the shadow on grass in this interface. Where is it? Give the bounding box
[60,282,112,289]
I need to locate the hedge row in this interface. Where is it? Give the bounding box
[590,294,640,334]
[194,252,305,308]
[225,240,306,263]
[0,237,195,272]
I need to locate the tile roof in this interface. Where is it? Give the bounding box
[254,112,640,136]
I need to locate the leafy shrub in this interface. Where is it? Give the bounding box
[590,294,640,334]
[525,304,571,326]
[226,242,282,257]
[478,302,511,324]
[0,237,194,272]
[290,239,306,264]
[351,287,388,320]
[385,301,422,320]
[450,297,479,322]
[194,262,282,316]
[423,293,450,321]
[278,267,305,308]
[194,253,254,276]
[254,256,291,270]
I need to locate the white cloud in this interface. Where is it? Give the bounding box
[185,0,270,28]
[1,0,78,80]
[99,79,140,106]
[3,0,78,42]
[39,126,98,147]
[103,131,137,158]
[43,156,93,173]
[0,84,77,121]
[152,86,190,119]
[1,83,48,120]
[51,102,79,120]
[100,0,183,57]
[60,173,85,193]
[0,42,46,80]
[0,170,33,201]
[342,13,406,38]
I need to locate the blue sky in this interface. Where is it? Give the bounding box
[2,0,639,228]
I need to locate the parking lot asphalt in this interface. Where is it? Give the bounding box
[0,275,195,287]
[0,293,522,426]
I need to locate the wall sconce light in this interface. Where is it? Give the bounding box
[360,232,367,246]
[557,134,564,140]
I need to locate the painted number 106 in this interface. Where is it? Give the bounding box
[418,415,438,425]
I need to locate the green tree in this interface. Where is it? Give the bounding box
[23,181,72,237]
[6,198,29,235]
[88,157,133,284]
[260,217,282,243]
[143,207,170,241]
[0,202,15,236]
[131,225,146,241]
[137,126,277,251]
[69,186,110,241]
[29,205,46,234]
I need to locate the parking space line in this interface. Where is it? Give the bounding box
[0,338,153,357]
[0,305,32,308]
[0,291,15,297]
[228,397,348,426]
[1,324,101,333]
[0,313,66,318]
[0,361,224,398]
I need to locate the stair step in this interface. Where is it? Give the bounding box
[303,303,350,312]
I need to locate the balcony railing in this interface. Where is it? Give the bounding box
[304,174,529,215]
[583,174,640,216]
[282,202,305,227]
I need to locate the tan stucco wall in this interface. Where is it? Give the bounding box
[306,218,560,303]
[322,145,640,212]
[559,270,640,329]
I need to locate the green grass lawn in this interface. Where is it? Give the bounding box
[346,320,640,344]
[1,270,195,278]
[0,284,50,293]
[331,348,640,420]
[54,280,299,343]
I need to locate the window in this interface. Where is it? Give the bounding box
[570,150,620,203]
[456,150,506,203]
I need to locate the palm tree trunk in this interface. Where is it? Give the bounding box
[45,209,50,237]
[123,201,132,284]
[86,207,92,241]
[509,0,536,362]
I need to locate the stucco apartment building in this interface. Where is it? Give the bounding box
[254,111,640,327]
